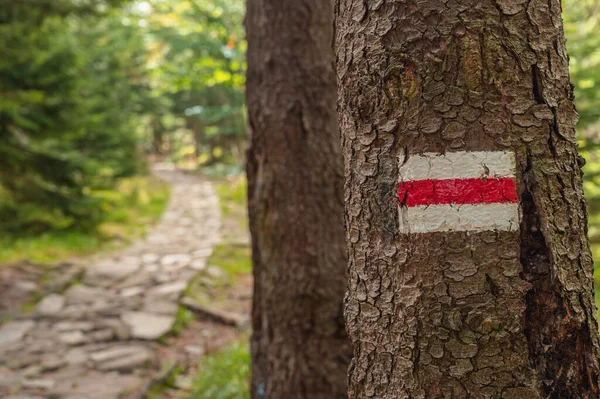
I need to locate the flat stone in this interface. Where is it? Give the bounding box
[21,365,42,377]
[53,321,95,332]
[40,354,65,371]
[59,305,91,318]
[190,259,206,270]
[0,372,20,388]
[143,264,160,273]
[90,345,153,371]
[0,321,35,347]
[46,371,142,399]
[154,273,176,283]
[116,273,153,289]
[59,330,88,346]
[143,298,178,315]
[89,346,136,363]
[96,351,152,371]
[160,254,191,269]
[90,329,113,342]
[120,312,175,340]
[205,265,226,280]
[177,271,196,283]
[147,281,188,297]
[21,378,56,390]
[6,354,40,369]
[147,234,168,244]
[36,294,65,316]
[14,281,38,293]
[142,254,159,264]
[119,286,145,298]
[65,348,88,365]
[192,248,214,257]
[98,319,130,340]
[119,256,141,265]
[84,260,140,286]
[64,285,108,305]
[90,300,122,316]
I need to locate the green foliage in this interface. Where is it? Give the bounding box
[187,340,250,399]
[564,0,600,128]
[0,176,169,265]
[564,1,600,252]
[210,245,252,278]
[0,1,150,233]
[144,0,247,164]
[0,0,128,14]
[0,0,247,233]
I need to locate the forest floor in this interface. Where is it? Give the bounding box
[0,164,252,399]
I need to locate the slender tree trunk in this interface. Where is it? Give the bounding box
[335,1,600,398]
[152,120,164,155]
[193,125,204,159]
[246,1,351,398]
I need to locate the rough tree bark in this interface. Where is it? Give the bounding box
[246,1,351,398]
[335,0,600,398]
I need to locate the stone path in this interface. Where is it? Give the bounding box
[0,165,221,399]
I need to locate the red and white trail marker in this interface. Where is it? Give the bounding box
[398,151,519,234]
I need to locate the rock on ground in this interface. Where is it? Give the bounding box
[121,311,175,340]
[0,321,35,347]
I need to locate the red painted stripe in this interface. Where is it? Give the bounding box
[398,177,518,207]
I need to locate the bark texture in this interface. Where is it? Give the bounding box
[246,1,351,398]
[335,0,600,398]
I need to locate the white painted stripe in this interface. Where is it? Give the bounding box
[399,151,516,181]
[398,203,519,233]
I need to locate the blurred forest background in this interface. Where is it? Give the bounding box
[0,0,599,396]
[0,0,245,260]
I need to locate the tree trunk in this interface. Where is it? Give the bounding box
[152,119,164,155]
[246,1,351,398]
[191,118,203,159]
[335,1,600,398]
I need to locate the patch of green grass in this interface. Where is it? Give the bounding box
[0,176,170,265]
[213,175,246,216]
[0,231,105,265]
[171,306,194,337]
[210,244,252,277]
[187,340,250,399]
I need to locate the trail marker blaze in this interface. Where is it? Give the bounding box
[398,151,519,234]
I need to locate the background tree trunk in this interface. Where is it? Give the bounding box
[151,119,165,155]
[335,0,600,397]
[246,1,351,398]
